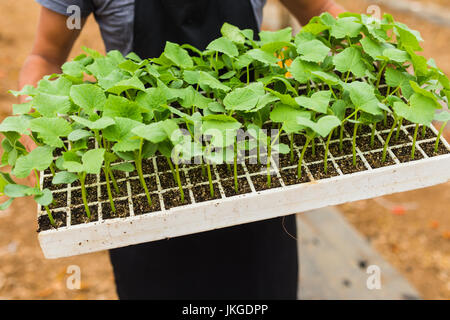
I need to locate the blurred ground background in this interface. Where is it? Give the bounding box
[0,0,449,299]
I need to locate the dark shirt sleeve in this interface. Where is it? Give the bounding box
[36,0,93,18]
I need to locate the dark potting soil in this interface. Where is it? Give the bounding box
[293,134,307,146]
[406,126,436,141]
[329,140,353,158]
[71,174,97,187]
[344,122,372,136]
[71,204,98,225]
[132,194,161,215]
[419,141,449,157]
[162,189,191,209]
[378,86,388,96]
[102,200,130,220]
[49,192,67,209]
[335,156,368,174]
[128,159,154,177]
[279,152,299,169]
[155,156,171,173]
[100,180,128,201]
[192,183,221,202]
[221,177,252,197]
[216,163,245,178]
[380,130,410,146]
[37,211,67,232]
[356,135,383,152]
[43,176,62,191]
[280,167,310,186]
[129,176,158,195]
[250,173,282,191]
[187,166,210,184]
[280,134,291,145]
[303,144,326,163]
[245,161,266,174]
[71,186,97,205]
[392,146,424,163]
[99,169,126,182]
[158,171,186,189]
[308,161,339,180]
[376,116,395,131]
[364,151,395,169]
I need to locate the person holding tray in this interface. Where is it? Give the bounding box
[20,0,345,299]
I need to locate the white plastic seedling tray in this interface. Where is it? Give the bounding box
[38,121,450,259]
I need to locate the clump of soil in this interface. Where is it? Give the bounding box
[43,177,61,191]
[304,144,326,163]
[132,194,161,215]
[419,141,449,157]
[71,205,98,225]
[49,192,67,209]
[129,176,158,195]
[280,168,310,186]
[37,211,67,232]
[356,135,382,152]
[336,156,368,174]
[250,173,282,191]
[293,134,306,146]
[99,169,126,182]
[154,156,172,173]
[245,161,266,174]
[187,166,209,184]
[279,152,299,169]
[364,151,395,169]
[192,183,221,202]
[392,146,424,162]
[376,116,395,131]
[380,130,410,146]
[128,159,154,177]
[71,174,97,187]
[216,163,245,178]
[102,200,130,219]
[221,178,251,197]
[162,189,191,209]
[308,161,339,180]
[100,180,128,200]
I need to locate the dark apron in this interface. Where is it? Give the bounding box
[109,0,298,299]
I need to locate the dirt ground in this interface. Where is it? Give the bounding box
[0,0,449,299]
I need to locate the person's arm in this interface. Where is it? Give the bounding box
[19,6,86,101]
[279,0,346,25]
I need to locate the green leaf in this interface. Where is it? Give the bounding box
[9,85,38,97]
[295,90,332,114]
[0,116,30,134]
[345,81,383,115]
[360,37,384,60]
[106,76,145,95]
[12,102,33,115]
[34,188,53,206]
[409,81,440,108]
[102,117,142,151]
[288,58,320,84]
[70,84,106,115]
[132,122,168,144]
[32,92,71,117]
[246,48,279,65]
[68,129,92,141]
[296,115,341,137]
[383,48,409,63]
[221,23,246,44]
[270,104,311,123]
[198,71,231,92]
[164,41,193,69]
[103,95,143,121]
[434,111,450,122]
[330,17,362,39]
[12,146,54,178]
[52,171,79,184]
[70,115,115,130]
[393,94,436,126]
[333,47,367,78]
[223,82,264,111]
[206,37,238,57]
[111,162,135,172]
[4,184,39,198]
[259,27,292,45]
[202,116,241,148]
[135,87,167,112]
[296,39,330,63]
[81,148,105,174]
[0,199,13,210]
[310,71,341,86]
[395,22,423,51]
[29,117,72,148]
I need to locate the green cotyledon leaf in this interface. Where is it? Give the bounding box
[288,57,320,84]
[103,95,143,121]
[221,23,246,44]
[393,93,436,126]
[202,115,242,148]
[106,75,145,95]
[70,115,115,130]
[63,148,106,175]
[333,47,367,78]
[0,116,30,135]
[295,90,332,114]
[259,27,292,45]
[70,83,106,115]
[29,117,72,148]
[246,48,279,65]
[12,146,54,178]
[102,117,142,152]
[164,41,193,69]
[296,115,341,137]
[330,17,362,39]
[296,39,330,63]
[345,81,384,115]
[206,37,238,57]
[223,82,264,111]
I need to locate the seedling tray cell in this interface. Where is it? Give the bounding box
[38,122,450,258]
